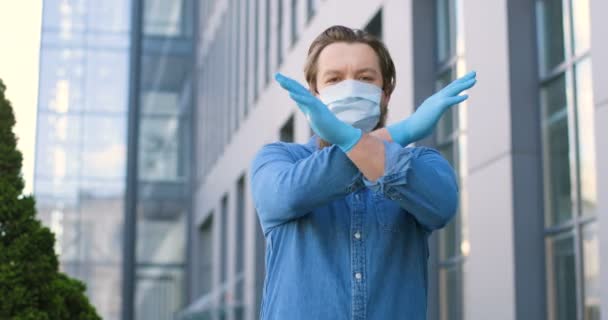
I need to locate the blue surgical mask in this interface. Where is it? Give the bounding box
[318,79,382,132]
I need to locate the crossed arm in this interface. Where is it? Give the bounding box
[252,73,476,233]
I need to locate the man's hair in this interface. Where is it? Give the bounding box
[304,26,397,148]
[304,25,396,96]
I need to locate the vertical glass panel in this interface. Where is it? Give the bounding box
[143,0,184,36]
[541,74,573,226]
[135,265,185,320]
[291,0,298,45]
[439,214,461,260]
[81,115,127,179]
[138,116,180,181]
[38,48,86,112]
[88,0,131,32]
[136,206,186,264]
[78,181,125,263]
[197,216,214,297]
[86,265,123,320]
[536,0,567,74]
[41,0,87,32]
[279,115,295,142]
[35,142,81,180]
[436,0,455,64]
[85,51,129,113]
[438,141,460,261]
[582,223,601,320]
[439,264,463,320]
[254,209,266,320]
[571,0,591,56]
[546,233,577,320]
[574,59,596,216]
[436,69,455,142]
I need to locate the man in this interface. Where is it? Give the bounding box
[250,25,476,320]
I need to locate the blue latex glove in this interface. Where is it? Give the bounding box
[387,71,477,146]
[275,73,363,152]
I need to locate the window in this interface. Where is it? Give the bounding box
[254,0,260,100]
[197,215,214,297]
[290,0,298,46]
[277,0,284,66]
[265,0,272,84]
[434,1,466,319]
[235,176,246,319]
[535,0,599,319]
[220,195,229,300]
[254,209,266,320]
[364,9,382,40]
[280,115,295,142]
[306,0,316,23]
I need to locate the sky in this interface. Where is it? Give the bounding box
[0,1,43,195]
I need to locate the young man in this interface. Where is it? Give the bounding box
[251,25,476,320]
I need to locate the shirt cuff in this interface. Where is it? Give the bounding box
[363,141,421,198]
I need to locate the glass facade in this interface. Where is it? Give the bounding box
[536,0,600,319]
[35,1,132,319]
[132,0,194,319]
[434,0,467,319]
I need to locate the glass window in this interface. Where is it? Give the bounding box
[439,264,463,320]
[291,0,298,45]
[135,265,184,320]
[38,48,86,113]
[138,116,181,181]
[536,0,567,74]
[42,0,87,32]
[84,51,129,113]
[280,115,295,142]
[436,69,456,143]
[540,74,573,227]
[88,0,131,33]
[546,233,577,320]
[143,0,184,37]
[198,216,214,297]
[436,0,455,64]
[81,115,127,179]
[582,223,601,320]
[277,0,284,66]
[571,0,591,56]
[574,59,597,216]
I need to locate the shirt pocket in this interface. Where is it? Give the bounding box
[373,192,405,232]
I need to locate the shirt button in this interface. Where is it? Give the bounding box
[355,194,360,201]
[355,272,362,280]
[354,231,361,240]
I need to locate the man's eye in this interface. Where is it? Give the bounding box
[327,77,339,84]
[359,76,374,82]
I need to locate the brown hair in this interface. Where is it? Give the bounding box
[304,25,396,96]
[304,25,397,148]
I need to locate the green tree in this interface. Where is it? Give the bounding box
[0,79,101,319]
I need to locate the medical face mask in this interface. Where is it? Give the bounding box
[318,79,382,132]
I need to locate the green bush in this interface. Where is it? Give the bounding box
[0,79,101,319]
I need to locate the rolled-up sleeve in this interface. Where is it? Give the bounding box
[251,142,363,233]
[363,142,459,231]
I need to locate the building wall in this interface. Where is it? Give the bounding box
[185,0,606,320]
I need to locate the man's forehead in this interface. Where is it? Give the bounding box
[317,42,381,73]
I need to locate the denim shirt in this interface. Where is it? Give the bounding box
[250,135,458,320]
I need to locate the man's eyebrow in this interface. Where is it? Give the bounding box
[320,69,342,76]
[355,68,380,74]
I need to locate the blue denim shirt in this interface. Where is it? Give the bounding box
[250,135,458,320]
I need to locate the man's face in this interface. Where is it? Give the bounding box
[313,42,390,148]
[315,42,387,104]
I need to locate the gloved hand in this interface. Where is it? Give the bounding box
[387,71,477,146]
[275,73,363,152]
